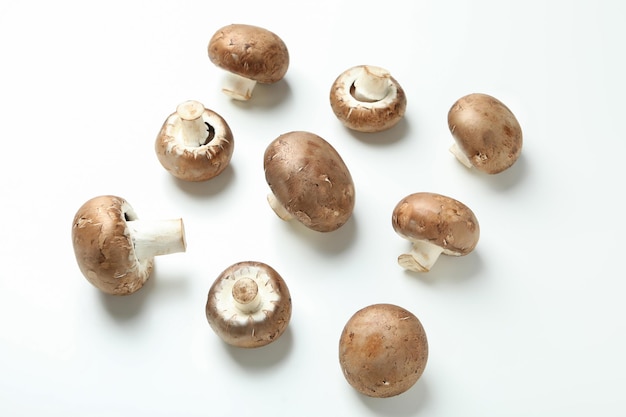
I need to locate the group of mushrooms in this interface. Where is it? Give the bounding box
[71,23,522,398]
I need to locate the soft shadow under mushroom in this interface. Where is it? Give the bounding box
[229,78,292,109]
[222,326,294,369]
[404,250,485,285]
[358,379,430,417]
[170,164,235,198]
[483,152,528,192]
[284,211,358,255]
[345,116,410,146]
[98,269,156,321]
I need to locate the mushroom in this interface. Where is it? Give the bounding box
[447,93,523,174]
[155,100,234,182]
[205,261,292,348]
[339,303,428,398]
[264,131,355,232]
[330,65,407,133]
[207,24,289,101]
[391,192,479,272]
[71,195,186,295]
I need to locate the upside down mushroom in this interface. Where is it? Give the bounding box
[330,65,407,133]
[205,261,292,348]
[155,100,234,182]
[71,195,186,295]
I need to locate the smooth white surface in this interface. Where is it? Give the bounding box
[1,0,625,415]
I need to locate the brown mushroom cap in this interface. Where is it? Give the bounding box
[339,303,428,398]
[208,24,289,84]
[155,100,234,182]
[72,195,152,295]
[448,93,523,174]
[264,131,355,232]
[205,261,292,348]
[392,192,480,256]
[330,65,407,133]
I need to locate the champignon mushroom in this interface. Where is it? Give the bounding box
[448,93,523,174]
[391,192,479,272]
[208,24,289,101]
[330,65,407,133]
[155,100,234,182]
[71,195,186,295]
[264,131,355,232]
[205,261,292,348]
[339,303,428,398]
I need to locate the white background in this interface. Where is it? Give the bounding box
[1,0,625,415]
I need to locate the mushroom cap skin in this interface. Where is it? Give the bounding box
[329,65,407,133]
[264,131,356,232]
[392,192,480,257]
[155,101,234,182]
[208,24,289,84]
[205,261,292,348]
[339,303,428,398]
[448,93,523,174]
[72,195,152,295]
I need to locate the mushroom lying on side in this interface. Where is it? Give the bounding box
[339,303,428,398]
[205,261,292,348]
[264,131,355,232]
[392,192,479,272]
[448,93,523,174]
[208,23,289,101]
[155,100,234,182]
[330,65,407,133]
[71,195,186,295]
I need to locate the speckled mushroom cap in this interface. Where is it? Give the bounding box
[264,131,355,232]
[155,100,234,182]
[448,93,523,174]
[205,261,292,348]
[392,192,480,256]
[330,65,407,133]
[71,195,152,295]
[339,303,428,398]
[208,24,289,84]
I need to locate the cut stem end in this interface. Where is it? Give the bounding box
[232,278,261,314]
[398,240,443,272]
[353,66,391,102]
[449,143,474,169]
[267,193,293,221]
[176,100,209,147]
[222,73,257,101]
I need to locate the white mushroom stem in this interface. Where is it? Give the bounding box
[449,143,474,169]
[127,219,186,260]
[267,193,293,221]
[212,265,281,325]
[222,72,257,101]
[353,66,392,102]
[398,240,444,272]
[176,100,209,146]
[232,278,262,314]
